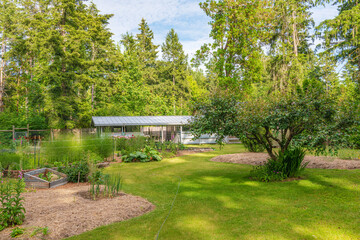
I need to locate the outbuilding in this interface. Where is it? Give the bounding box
[91,116,221,144]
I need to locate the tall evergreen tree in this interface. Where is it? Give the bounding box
[317,0,360,91]
[161,29,189,114]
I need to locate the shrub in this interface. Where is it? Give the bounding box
[0,152,21,170]
[122,147,162,163]
[0,173,26,231]
[59,161,89,183]
[122,151,149,163]
[277,148,307,178]
[250,148,307,182]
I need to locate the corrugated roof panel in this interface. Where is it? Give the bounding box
[92,116,192,127]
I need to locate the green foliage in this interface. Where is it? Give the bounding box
[115,136,150,155]
[122,147,161,163]
[250,148,308,182]
[89,170,122,199]
[241,138,265,153]
[30,226,49,237]
[59,162,89,183]
[38,172,53,182]
[153,141,186,154]
[0,152,21,170]
[82,135,113,159]
[43,136,82,164]
[89,170,104,199]
[191,89,358,162]
[277,148,308,177]
[317,1,360,90]
[10,227,24,238]
[0,176,26,231]
[103,174,122,198]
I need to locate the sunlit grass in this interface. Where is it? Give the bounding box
[68,144,360,240]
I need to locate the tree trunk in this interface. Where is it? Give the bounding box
[292,10,298,57]
[0,35,5,112]
[173,74,175,115]
[91,43,96,110]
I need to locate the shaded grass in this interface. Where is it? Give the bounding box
[68,144,360,240]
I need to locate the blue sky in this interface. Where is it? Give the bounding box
[92,0,339,59]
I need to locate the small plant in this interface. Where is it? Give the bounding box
[88,171,122,200]
[10,227,24,238]
[0,172,26,231]
[30,226,50,237]
[103,174,122,197]
[89,170,104,200]
[250,148,308,182]
[58,161,89,183]
[38,172,53,182]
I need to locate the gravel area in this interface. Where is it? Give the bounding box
[211,152,360,169]
[0,183,155,240]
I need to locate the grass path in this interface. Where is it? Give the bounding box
[68,145,360,240]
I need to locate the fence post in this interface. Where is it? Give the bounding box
[27,124,29,142]
[113,136,115,162]
[34,138,37,168]
[12,125,15,141]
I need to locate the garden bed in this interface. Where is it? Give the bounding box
[24,168,67,189]
[211,152,360,169]
[0,183,155,240]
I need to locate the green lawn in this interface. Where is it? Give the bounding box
[68,144,360,240]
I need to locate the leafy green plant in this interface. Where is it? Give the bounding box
[30,226,50,237]
[59,162,89,183]
[0,153,21,170]
[0,173,26,231]
[10,227,24,238]
[122,151,149,163]
[122,147,162,163]
[103,174,122,198]
[38,172,53,182]
[143,146,162,161]
[250,148,308,182]
[89,170,105,200]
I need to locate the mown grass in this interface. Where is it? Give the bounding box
[68,144,360,240]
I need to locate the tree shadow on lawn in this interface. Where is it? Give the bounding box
[175,167,360,240]
[68,152,360,240]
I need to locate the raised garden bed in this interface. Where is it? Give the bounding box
[24,168,67,188]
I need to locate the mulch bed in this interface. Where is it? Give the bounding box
[0,183,155,240]
[211,152,360,169]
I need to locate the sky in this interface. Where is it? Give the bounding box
[92,0,339,59]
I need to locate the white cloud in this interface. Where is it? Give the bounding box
[91,0,339,61]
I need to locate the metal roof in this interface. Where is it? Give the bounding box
[92,116,192,127]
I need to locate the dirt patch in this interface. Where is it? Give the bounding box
[211,152,360,170]
[0,183,155,240]
[176,148,214,157]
